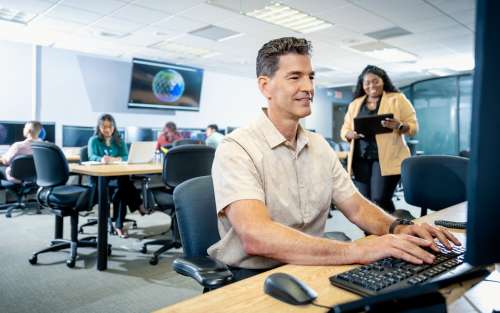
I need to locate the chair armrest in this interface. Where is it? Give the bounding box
[173,256,233,289]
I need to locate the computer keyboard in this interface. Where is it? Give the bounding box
[329,242,466,296]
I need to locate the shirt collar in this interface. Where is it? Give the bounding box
[257,108,309,151]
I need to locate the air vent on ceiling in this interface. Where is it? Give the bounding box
[189,25,242,42]
[365,27,412,40]
[350,41,393,52]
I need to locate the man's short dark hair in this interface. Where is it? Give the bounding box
[256,37,312,78]
[207,124,218,132]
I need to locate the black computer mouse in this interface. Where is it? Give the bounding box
[264,272,317,305]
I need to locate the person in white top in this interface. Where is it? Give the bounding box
[205,124,224,149]
[0,121,42,183]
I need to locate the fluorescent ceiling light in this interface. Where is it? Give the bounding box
[246,3,332,33]
[150,41,219,58]
[0,7,36,24]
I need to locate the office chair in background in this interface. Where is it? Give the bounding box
[141,144,215,265]
[172,175,233,292]
[0,155,39,218]
[77,145,138,234]
[401,155,468,217]
[29,142,109,268]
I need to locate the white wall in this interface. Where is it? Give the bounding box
[0,41,33,121]
[305,88,333,138]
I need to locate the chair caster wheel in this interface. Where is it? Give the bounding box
[174,242,182,249]
[29,255,37,265]
[132,223,138,229]
[5,213,11,218]
[149,257,158,265]
[78,229,84,234]
[66,259,76,268]
[108,246,112,256]
[141,246,147,254]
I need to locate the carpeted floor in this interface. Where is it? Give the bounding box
[0,192,420,313]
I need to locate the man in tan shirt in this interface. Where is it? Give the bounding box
[208,37,459,281]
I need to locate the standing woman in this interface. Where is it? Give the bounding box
[88,114,145,238]
[340,65,418,214]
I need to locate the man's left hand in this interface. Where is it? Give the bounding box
[394,222,461,251]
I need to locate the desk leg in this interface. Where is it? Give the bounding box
[97,176,109,271]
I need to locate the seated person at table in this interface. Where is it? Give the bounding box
[208,37,460,281]
[0,121,42,183]
[156,121,183,150]
[88,113,146,238]
[205,124,224,149]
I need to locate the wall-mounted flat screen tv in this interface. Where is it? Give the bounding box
[128,58,203,111]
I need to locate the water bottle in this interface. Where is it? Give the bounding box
[154,150,161,164]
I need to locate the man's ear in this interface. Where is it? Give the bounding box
[258,76,272,100]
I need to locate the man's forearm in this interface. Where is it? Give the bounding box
[242,220,357,265]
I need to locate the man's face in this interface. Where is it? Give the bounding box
[205,127,213,137]
[259,53,314,120]
[23,123,32,138]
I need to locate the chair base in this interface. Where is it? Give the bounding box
[141,239,182,265]
[29,236,112,268]
[1,200,40,218]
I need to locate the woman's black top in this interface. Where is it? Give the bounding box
[354,97,380,160]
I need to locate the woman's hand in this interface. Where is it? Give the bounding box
[101,155,111,164]
[381,117,402,130]
[345,130,365,142]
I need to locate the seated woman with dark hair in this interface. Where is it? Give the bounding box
[88,114,147,238]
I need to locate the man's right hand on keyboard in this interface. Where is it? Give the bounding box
[351,234,437,265]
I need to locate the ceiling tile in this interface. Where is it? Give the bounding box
[179,3,240,24]
[91,16,144,33]
[60,0,125,15]
[153,15,207,33]
[28,16,84,32]
[136,0,203,14]
[426,0,475,14]
[45,5,101,24]
[315,4,395,33]
[111,4,171,24]
[284,0,350,15]
[351,0,443,24]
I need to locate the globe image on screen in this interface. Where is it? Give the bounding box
[38,127,46,140]
[152,69,185,103]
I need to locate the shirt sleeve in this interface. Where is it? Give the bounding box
[398,93,419,137]
[211,139,265,215]
[87,137,102,162]
[1,142,20,165]
[330,152,357,205]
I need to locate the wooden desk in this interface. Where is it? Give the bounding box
[155,203,468,313]
[62,147,81,163]
[70,163,162,270]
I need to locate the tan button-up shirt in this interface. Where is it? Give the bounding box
[208,110,356,269]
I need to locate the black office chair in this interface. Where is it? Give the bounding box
[401,155,468,216]
[0,155,40,218]
[172,138,202,146]
[77,145,137,234]
[172,175,233,292]
[141,144,215,265]
[29,141,108,268]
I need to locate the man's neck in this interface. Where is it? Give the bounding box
[267,107,299,147]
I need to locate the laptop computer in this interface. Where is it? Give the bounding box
[115,141,156,164]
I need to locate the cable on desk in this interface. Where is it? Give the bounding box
[311,301,331,310]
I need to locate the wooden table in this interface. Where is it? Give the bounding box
[155,203,469,313]
[70,163,162,270]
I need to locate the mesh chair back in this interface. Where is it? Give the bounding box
[173,139,202,147]
[79,145,89,162]
[31,141,69,187]
[163,144,215,188]
[401,155,468,213]
[173,175,219,257]
[9,155,37,182]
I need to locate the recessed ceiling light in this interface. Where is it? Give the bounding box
[365,27,412,40]
[245,3,332,33]
[0,7,36,24]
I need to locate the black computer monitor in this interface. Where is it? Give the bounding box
[465,0,500,266]
[62,125,95,147]
[0,121,55,144]
[126,127,154,142]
